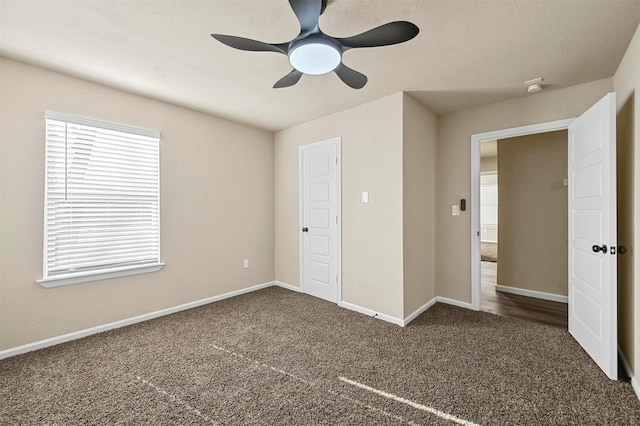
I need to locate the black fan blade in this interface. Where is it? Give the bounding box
[211,34,287,54]
[334,63,367,89]
[335,21,419,49]
[289,0,322,37]
[273,69,304,88]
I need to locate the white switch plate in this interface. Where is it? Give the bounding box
[452,205,460,216]
[243,259,249,269]
[361,191,369,203]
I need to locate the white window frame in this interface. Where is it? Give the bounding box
[38,111,164,288]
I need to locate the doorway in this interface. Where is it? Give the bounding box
[479,134,569,328]
[471,119,574,311]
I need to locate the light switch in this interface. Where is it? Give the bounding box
[452,205,460,216]
[361,191,369,203]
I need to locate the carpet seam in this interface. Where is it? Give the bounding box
[134,375,220,425]
[209,342,420,425]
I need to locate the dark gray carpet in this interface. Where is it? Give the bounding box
[1,286,639,425]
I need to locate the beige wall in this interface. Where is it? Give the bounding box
[496,131,568,296]
[613,23,640,375]
[402,94,437,316]
[275,93,405,319]
[435,78,613,302]
[0,58,275,350]
[274,92,438,320]
[481,156,497,172]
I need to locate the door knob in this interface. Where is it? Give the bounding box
[302,227,309,232]
[619,246,627,254]
[592,244,607,253]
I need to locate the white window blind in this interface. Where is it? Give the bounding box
[40,111,162,286]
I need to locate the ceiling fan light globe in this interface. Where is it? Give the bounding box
[289,41,341,75]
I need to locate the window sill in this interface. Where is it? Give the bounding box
[37,263,165,288]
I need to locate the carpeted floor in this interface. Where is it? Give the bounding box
[2,286,639,425]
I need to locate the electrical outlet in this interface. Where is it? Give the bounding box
[243,259,249,269]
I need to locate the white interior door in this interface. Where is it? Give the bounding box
[568,92,617,380]
[300,138,340,303]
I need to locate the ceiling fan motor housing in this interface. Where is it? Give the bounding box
[289,35,342,75]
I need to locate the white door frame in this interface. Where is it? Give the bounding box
[470,119,575,310]
[299,137,342,303]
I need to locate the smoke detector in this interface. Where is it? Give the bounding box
[525,77,543,93]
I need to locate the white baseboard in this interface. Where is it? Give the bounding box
[0,280,277,360]
[338,301,404,327]
[273,281,301,292]
[618,345,640,402]
[0,280,517,360]
[403,298,438,326]
[339,296,475,327]
[435,296,474,310]
[495,284,568,303]
[403,296,476,324]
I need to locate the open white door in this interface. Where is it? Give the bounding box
[568,92,617,380]
[299,138,341,303]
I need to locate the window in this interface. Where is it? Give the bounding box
[38,111,163,287]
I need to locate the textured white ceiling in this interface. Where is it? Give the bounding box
[1,0,639,131]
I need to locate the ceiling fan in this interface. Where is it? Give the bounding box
[211,0,419,89]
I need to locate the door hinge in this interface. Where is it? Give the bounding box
[336,275,338,284]
[336,216,338,223]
